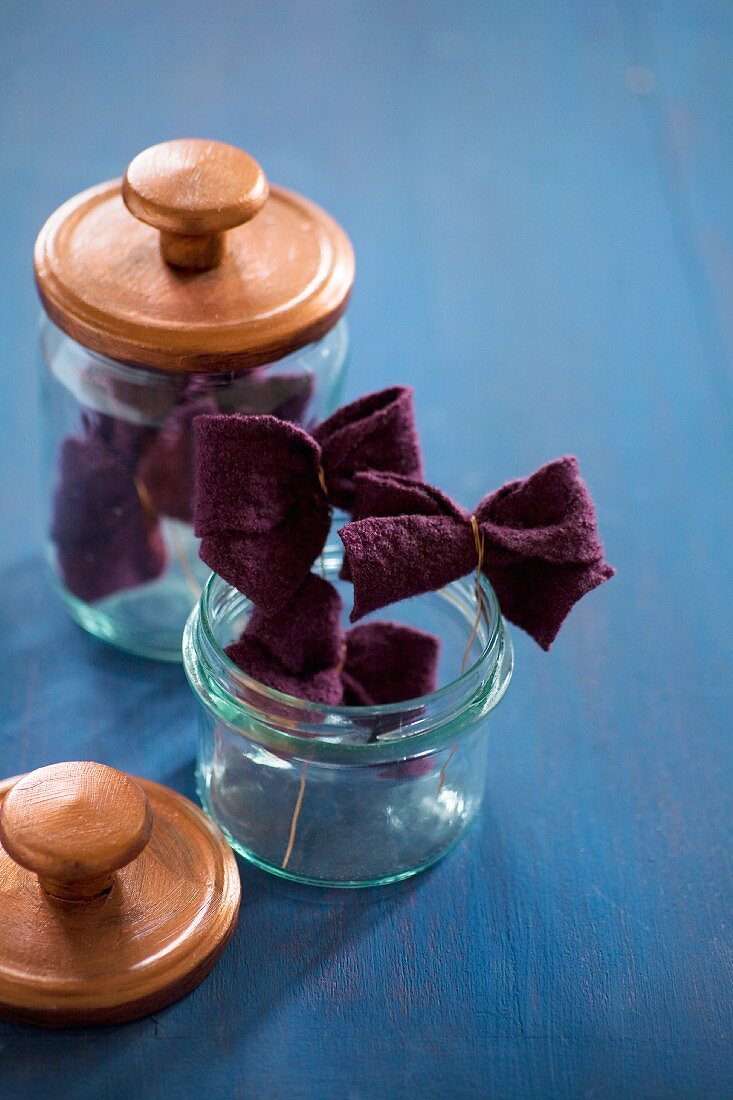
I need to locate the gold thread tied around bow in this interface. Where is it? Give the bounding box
[461,514,487,675]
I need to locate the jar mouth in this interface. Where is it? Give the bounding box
[183,560,514,760]
[40,313,348,384]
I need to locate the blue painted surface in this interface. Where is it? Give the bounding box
[1,2,732,1096]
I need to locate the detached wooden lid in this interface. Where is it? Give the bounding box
[0,762,240,1027]
[34,138,355,373]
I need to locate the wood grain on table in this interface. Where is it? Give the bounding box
[1,2,731,1097]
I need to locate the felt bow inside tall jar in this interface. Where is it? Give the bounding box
[194,385,440,705]
[49,372,319,602]
[50,412,167,602]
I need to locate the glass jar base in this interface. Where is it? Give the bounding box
[200,788,473,889]
[196,753,481,888]
[49,523,349,663]
[56,576,196,662]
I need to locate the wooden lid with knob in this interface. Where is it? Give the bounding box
[0,762,240,1027]
[34,138,354,373]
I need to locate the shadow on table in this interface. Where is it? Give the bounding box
[0,556,193,778]
[0,850,429,1098]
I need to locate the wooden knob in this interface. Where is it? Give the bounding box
[122,138,269,270]
[0,762,153,903]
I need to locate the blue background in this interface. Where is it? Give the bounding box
[1,2,732,1096]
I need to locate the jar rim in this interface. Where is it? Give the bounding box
[40,312,348,382]
[183,567,514,761]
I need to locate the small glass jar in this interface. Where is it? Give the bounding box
[183,550,514,888]
[39,315,348,661]
[34,139,354,661]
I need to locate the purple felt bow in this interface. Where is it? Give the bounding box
[224,574,440,705]
[194,386,423,609]
[50,413,167,602]
[339,456,615,650]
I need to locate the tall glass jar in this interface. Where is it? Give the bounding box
[34,139,354,661]
[39,316,348,661]
[183,552,514,888]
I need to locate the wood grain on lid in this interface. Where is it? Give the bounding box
[0,764,240,1027]
[0,762,152,901]
[34,140,354,372]
[123,139,269,236]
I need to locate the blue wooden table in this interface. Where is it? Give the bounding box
[2,2,732,1096]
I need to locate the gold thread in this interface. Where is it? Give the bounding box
[282,765,309,870]
[461,515,486,674]
[443,518,487,794]
[134,477,156,519]
[135,478,201,599]
[470,514,486,576]
[317,465,328,496]
[169,521,203,598]
[437,744,457,795]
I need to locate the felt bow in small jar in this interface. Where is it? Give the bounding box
[193,386,423,609]
[339,456,615,650]
[191,384,615,705]
[189,391,615,877]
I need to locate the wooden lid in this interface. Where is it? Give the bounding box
[34,139,355,373]
[0,762,240,1027]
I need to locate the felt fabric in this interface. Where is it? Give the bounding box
[225,574,345,704]
[342,621,440,705]
[339,456,615,650]
[225,636,346,705]
[313,386,423,509]
[110,372,312,527]
[244,574,345,676]
[52,367,320,604]
[388,755,438,780]
[224,573,441,706]
[137,393,219,522]
[195,414,331,608]
[50,414,166,602]
[80,368,180,424]
[269,378,316,426]
[194,386,423,609]
[80,411,152,468]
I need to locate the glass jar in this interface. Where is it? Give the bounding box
[183,547,514,888]
[39,315,348,661]
[34,139,354,661]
